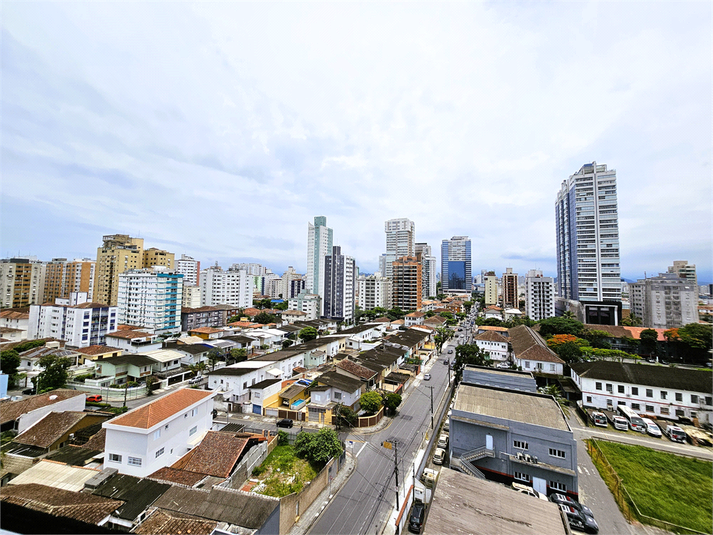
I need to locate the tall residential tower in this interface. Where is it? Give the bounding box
[555,162,621,324]
[441,236,472,294]
[306,216,333,313]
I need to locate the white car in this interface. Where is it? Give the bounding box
[642,417,662,437]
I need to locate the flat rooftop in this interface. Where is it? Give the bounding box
[454,384,569,432]
[425,468,568,535]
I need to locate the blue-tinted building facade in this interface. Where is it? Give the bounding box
[441,236,472,293]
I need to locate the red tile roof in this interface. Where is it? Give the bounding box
[109,389,215,429]
[474,331,509,343]
[0,390,86,426]
[133,508,217,535]
[169,431,248,478]
[75,345,122,356]
[106,330,154,340]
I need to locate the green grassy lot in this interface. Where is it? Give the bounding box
[252,445,318,498]
[591,440,712,533]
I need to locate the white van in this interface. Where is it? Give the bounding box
[641,417,662,438]
[664,424,686,443]
[612,416,628,431]
[433,448,446,465]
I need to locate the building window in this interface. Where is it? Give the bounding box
[334,392,342,400]
[155,448,164,458]
[550,481,567,492]
[524,361,530,369]
[128,457,142,467]
[646,405,655,413]
[595,382,602,391]
[706,397,712,406]
[109,453,122,463]
[646,389,653,398]
[617,385,625,394]
[691,411,697,418]
[190,426,197,436]
[631,403,641,411]
[661,391,668,400]
[513,440,528,450]
[691,395,699,404]
[631,387,639,396]
[660,407,669,415]
[549,448,566,459]
[243,382,248,389]
[153,429,161,440]
[514,472,531,482]
[586,396,592,404]
[191,408,197,417]
[606,384,613,393]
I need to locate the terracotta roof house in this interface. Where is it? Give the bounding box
[134,508,218,535]
[13,411,110,452]
[75,345,123,360]
[0,389,86,433]
[103,388,217,477]
[509,325,565,375]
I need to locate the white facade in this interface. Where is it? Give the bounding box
[103,389,216,478]
[473,339,509,362]
[209,355,305,403]
[182,284,201,308]
[629,273,698,329]
[572,366,713,425]
[385,218,416,258]
[306,216,333,314]
[117,269,183,335]
[357,274,393,310]
[525,269,555,321]
[323,246,356,322]
[415,243,437,299]
[28,299,118,347]
[668,260,697,287]
[176,254,200,286]
[378,253,397,280]
[288,292,321,321]
[280,267,304,299]
[516,357,564,376]
[200,265,253,308]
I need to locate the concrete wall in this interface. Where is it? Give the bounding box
[279,457,336,535]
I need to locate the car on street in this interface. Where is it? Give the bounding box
[549,493,595,520]
[437,434,449,449]
[188,375,203,385]
[408,500,426,533]
[447,348,454,354]
[559,504,599,533]
[443,359,449,365]
[424,373,431,381]
[276,418,294,428]
[511,482,548,501]
[22,388,36,395]
[86,394,103,403]
[664,424,686,442]
[432,447,446,465]
[496,362,509,369]
[641,417,662,437]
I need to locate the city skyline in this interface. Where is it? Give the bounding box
[2,3,711,282]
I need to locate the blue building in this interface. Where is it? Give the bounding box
[441,236,472,293]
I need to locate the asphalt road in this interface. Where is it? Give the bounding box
[309,338,459,535]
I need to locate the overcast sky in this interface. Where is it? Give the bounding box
[2,2,711,282]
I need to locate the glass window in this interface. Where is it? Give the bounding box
[660,407,669,415]
[548,448,566,459]
[586,396,592,403]
[661,391,668,400]
[514,472,531,482]
[189,426,197,436]
[128,457,142,466]
[646,389,653,398]
[675,393,682,402]
[606,384,613,393]
[632,403,641,410]
[631,387,639,396]
[155,448,164,458]
[153,429,161,440]
[513,440,529,450]
[646,405,655,413]
[691,395,699,404]
[109,453,122,463]
[550,481,566,492]
[617,385,625,394]
[595,382,602,391]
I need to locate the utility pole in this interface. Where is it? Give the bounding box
[394,441,400,511]
[123,381,128,408]
[430,386,434,429]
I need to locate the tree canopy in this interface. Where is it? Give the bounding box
[1,350,21,385]
[294,428,343,465]
[299,326,318,342]
[639,329,659,355]
[383,392,402,415]
[35,354,72,393]
[453,343,491,380]
[537,317,585,338]
[359,391,382,415]
[254,312,277,325]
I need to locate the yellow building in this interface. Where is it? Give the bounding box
[44,258,96,303]
[94,235,144,306]
[0,258,46,308]
[143,248,175,270]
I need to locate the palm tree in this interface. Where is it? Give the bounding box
[562,311,575,319]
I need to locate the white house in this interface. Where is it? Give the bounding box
[103,388,216,478]
[312,370,364,411]
[105,330,162,354]
[571,361,713,424]
[473,331,510,362]
[404,312,426,327]
[509,325,565,376]
[281,310,308,324]
[28,297,118,348]
[143,349,185,374]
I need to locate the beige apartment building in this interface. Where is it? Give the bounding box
[0,258,46,308]
[44,258,96,303]
[143,248,175,270]
[392,256,422,311]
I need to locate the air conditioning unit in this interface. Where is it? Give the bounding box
[533,457,538,464]
[516,452,524,460]
[525,454,532,463]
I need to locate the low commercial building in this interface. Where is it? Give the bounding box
[450,382,578,498]
[572,361,713,424]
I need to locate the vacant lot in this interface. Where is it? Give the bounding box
[590,439,712,533]
[252,445,318,498]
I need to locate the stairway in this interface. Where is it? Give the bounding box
[461,445,495,463]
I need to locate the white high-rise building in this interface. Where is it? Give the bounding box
[357,274,393,311]
[176,254,200,286]
[306,216,333,313]
[117,268,183,334]
[280,267,304,299]
[525,269,555,321]
[415,243,437,299]
[288,292,321,321]
[630,273,698,329]
[182,285,201,308]
[385,218,416,258]
[28,294,118,347]
[555,162,621,324]
[200,265,253,308]
[324,246,356,323]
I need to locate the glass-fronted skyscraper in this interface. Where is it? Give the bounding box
[441,236,471,293]
[555,162,621,324]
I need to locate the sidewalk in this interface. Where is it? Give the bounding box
[287,452,357,535]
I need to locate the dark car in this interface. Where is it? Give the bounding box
[558,504,598,533]
[549,493,595,519]
[276,418,294,428]
[407,500,426,533]
[22,388,36,395]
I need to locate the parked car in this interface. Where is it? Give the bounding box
[611,416,628,431]
[443,359,449,365]
[511,482,548,501]
[276,418,293,428]
[188,375,203,385]
[433,447,446,465]
[437,434,449,449]
[664,424,686,443]
[443,420,449,432]
[447,348,454,354]
[558,504,599,533]
[549,493,594,519]
[641,417,662,438]
[424,373,431,381]
[590,411,608,428]
[22,388,36,395]
[496,362,509,369]
[408,500,426,533]
[86,394,103,403]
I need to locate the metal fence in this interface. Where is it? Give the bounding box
[586,439,709,535]
[66,382,147,402]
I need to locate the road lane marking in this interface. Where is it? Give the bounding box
[578,466,582,473]
[356,443,367,457]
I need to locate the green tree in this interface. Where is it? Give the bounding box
[639,329,659,355]
[207,349,223,370]
[282,340,294,349]
[299,327,318,342]
[387,307,406,320]
[254,298,273,309]
[254,312,277,324]
[434,326,452,353]
[294,428,343,466]
[537,317,585,338]
[228,348,248,364]
[463,301,474,314]
[678,323,712,350]
[562,311,575,319]
[334,404,357,429]
[359,391,382,415]
[453,344,492,381]
[383,392,402,415]
[274,301,289,311]
[585,329,612,349]
[621,314,642,327]
[35,354,72,393]
[1,350,21,386]
[552,341,583,364]
[12,340,46,353]
[277,430,289,446]
[479,317,504,327]
[145,375,157,396]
